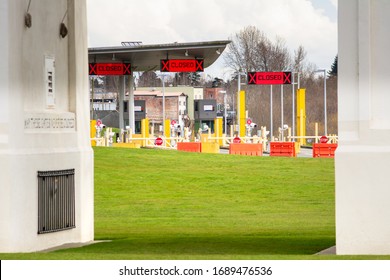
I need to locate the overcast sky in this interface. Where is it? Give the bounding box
[87,0,337,79]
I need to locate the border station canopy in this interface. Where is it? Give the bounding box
[88,40,231,131]
[88,40,231,72]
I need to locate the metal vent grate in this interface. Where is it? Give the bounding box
[38,169,75,234]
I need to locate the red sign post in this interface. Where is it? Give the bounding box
[160,59,204,72]
[233,137,241,144]
[89,63,131,76]
[247,72,292,85]
[155,137,163,146]
[320,135,329,143]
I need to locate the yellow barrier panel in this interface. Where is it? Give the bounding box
[112,143,141,149]
[201,142,220,153]
[200,133,215,143]
[295,142,301,154]
[90,120,97,146]
[129,134,144,146]
[297,88,306,145]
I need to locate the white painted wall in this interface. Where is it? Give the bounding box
[336,0,390,254]
[0,0,93,252]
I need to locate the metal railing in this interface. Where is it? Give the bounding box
[37,169,75,234]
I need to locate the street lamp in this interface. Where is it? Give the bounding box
[314,69,327,135]
[161,74,166,136]
[220,90,227,134]
[291,71,300,139]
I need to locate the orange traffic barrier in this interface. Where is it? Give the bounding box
[270,142,296,157]
[313,143,338,158]
[229,143,263,156]
[177,142,202,153]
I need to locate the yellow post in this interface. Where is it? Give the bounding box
[214,117,223,146]
[145,118,150,139]
[165,119,171,147]
[141,118,149,147]
[90,120,96,146]
[296,88,306,145]
[239,90,246,137]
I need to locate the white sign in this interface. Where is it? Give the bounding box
[204,105,214,111]
[45,56,56,109]
[134,106,143,112]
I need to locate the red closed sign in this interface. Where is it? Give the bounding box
[160,59,204,72]
[247,72,291,85]
[89,63,131,76]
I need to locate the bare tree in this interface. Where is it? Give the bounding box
[293,45,307,73]
[267,36,291,71]
[224,26,294,137]
[224,26,292,73]
[224,26,267,72]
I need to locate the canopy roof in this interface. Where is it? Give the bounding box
[88,40,231,72]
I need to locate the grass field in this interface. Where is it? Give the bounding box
[1,147,388,260]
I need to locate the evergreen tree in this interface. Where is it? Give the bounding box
[188,72,201,86]
[328,55,338,77]
[212,77,223,88]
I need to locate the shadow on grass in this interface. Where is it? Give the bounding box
[51,234,335,259]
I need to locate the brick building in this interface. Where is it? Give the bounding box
[204,87,224,104]
[133,90,187,125]
[204,87,225,116]
[137,86,203,120]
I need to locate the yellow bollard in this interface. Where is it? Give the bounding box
[165,119,171,147]
[141,118,149,147]
[239,90,246,137]
[297,88,306,145]
[90,120,97,146]
[214,117,223,146]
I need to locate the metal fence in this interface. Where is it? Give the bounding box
[37,169,75,234]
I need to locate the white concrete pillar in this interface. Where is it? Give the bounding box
[119,75,125,129]
[336,0,390,254]
[128,74,135,131]
[0,0,93,252]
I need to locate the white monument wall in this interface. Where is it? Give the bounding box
[336,0,390,254]
[0,0,94,252]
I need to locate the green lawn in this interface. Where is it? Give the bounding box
[1,147,388,259]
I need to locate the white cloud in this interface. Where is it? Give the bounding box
[87,0,337,77]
